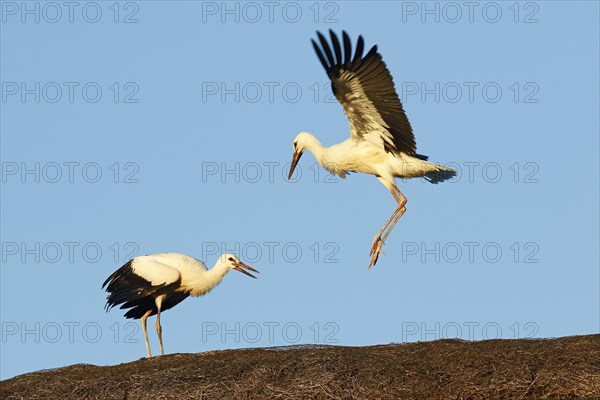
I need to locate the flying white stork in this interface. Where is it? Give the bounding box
[288,30,456,267]
[102,252,258,357]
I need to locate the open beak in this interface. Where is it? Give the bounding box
[233,261,259,279]
[288,151,303,180]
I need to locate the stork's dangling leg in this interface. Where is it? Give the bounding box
[155,296,165,355]
[140,309,153,358]
[369,183,407,267]
[380,187,407,244]
[369,207,400,254]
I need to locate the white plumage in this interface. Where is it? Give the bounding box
[103,252,258,357]
[288,31,456,267]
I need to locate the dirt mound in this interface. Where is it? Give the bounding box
[2,334,599,399]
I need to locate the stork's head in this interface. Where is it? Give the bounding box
[221,253,259,279]
[288,131,317,180]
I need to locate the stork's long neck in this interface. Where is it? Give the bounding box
[305,136,328,166]
[188,261,230,297]
[305,135,348,177]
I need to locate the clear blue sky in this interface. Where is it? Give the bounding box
[1,1,598,380]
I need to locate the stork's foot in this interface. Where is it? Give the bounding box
[370,234,383,255]
[369,238,385,268]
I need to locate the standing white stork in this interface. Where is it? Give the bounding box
[102,252,258,357]
[288,30,456,267]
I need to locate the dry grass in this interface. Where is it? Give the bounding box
[2,335,599,399]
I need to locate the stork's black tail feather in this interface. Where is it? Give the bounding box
[102,260,168,313]
[103,259,189,320]
[424,167,457,184]
[102,260,137,312]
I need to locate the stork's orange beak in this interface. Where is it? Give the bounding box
[233,261,259,279]
[288,151,303,180]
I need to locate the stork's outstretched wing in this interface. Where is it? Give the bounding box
[312,30,419,156]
